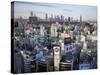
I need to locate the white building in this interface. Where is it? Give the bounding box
[51,23,57,37]
[59,31,76,55]
[53,46,60,71]
[40,25,45,36]
[60,31,70,52]
[80,34,86,43]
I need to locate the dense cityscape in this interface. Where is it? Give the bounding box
[12,2,97,74]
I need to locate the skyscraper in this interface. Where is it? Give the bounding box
[29,11,38,27]
[18,17,24,34]
[80,15,82,26]
[31,11,33,17]
[45,13,48,21]
[51,23,57,37]
[68,17,70,25]
[61,15,64,21]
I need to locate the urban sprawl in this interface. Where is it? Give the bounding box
[13,11,97,73]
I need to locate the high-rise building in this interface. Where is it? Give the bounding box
[50,14,53,21]
[56,15,60,22]
[29,11,38,26]
[18,17,24,34]
[80,15,82,26]
[40,25,45,36]
[31,11,33,17]
[53,46,60,71]
[51,23,57,37]
[45,13,48,21]
[68,17,70,25]
[61,15,64,21]
[64,37,76,54]
[60,31,70,52]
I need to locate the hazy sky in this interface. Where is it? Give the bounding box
[14,1,97,21]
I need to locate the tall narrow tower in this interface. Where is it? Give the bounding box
[80,15,82,26]
[30,11,33,17]
[45,13,48,21]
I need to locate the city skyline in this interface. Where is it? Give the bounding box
[12,2,97,73]
[14,1,97,21]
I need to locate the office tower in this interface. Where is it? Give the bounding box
[29,11,38,27]
[68,17,70,25]
[18,17,24,34]
[40,25,45,36]
[80,15,82,26]
[45,13,48,21]
[51,23,57,37]
[31,11,33,17]
[61,15,64,21]
[56,15,60,22]
[53,46,60,71]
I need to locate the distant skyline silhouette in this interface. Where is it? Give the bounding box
[14,1,97,21]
